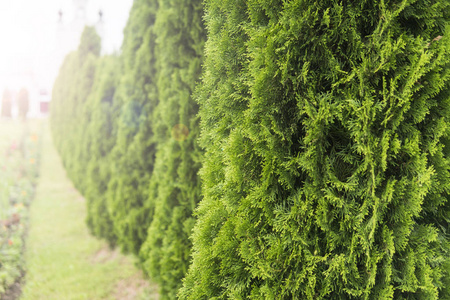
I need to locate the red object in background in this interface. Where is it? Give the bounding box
[40,102,49,114]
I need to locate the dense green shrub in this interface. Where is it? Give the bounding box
[51,26,121,245]
[50,1,450,299]
[138,0,205,296]
[51,5,206,297]
[51,26,100,194]
[179,0,450,299]
[105,0,159,254]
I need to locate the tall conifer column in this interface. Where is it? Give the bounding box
[106,0,159,254]
[180,1,450,298]
[139,0,205,297]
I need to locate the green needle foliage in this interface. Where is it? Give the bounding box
[179,0,450,299]
[138,0,205,296]
[52,26,121,246]
[105,0,159,254]
[51,5,207,297]
[51,26,101,193]
[83,55,121,245]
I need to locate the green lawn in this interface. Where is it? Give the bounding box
[20,122,158,300]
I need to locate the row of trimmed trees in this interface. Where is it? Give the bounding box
[51,0,205,298]
[51,0,450,299]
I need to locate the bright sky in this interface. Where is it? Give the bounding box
[0,0,133,91]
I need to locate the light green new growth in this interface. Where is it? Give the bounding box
[180,0,450,299]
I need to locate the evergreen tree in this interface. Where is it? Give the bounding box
[69,29,101,194]
[1,89,12,118]
[17,88,29,120]
[51,26,101,194]
[51,26,119,246]
[51,50,78,159]
[83,55,120,245]
[180,0,450,299]
[138,0,206,296]
[105,0,159,254]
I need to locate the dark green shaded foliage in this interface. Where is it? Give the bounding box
[138,0,205,296]
[83,56,121,245]
[180,0,450,299]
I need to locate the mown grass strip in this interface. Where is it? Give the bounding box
[21,122,158,300]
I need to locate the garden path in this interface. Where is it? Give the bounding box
[20,122,158,300]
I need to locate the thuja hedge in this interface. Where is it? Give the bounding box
[51,26,100,194]
[51,0,205,297]
[179,0,450,299]
[51,27,122,246]
[139,0,205,296]
[83,55,121,244]
[51,0,450,299]
[104,0,159,255]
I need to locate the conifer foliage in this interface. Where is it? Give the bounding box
[139,0,205,296]
[179,0,450,299]
[51,0,205,297]
[51,26,101,193]
[51,26,121,245]
[50,0,450,298]
[83,55,121,244]
[104,0,159,255]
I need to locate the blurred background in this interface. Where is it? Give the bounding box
[0,0,133,119]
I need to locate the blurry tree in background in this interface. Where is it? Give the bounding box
[51,26,122,247]
[83,55,121,246]
[50,0,450,299]
[51,0,206,296]
[1,89,12,118]
[104,0,159,255]
[17,88,29,120]
[138,0,206,296]
[51,26,101,198]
